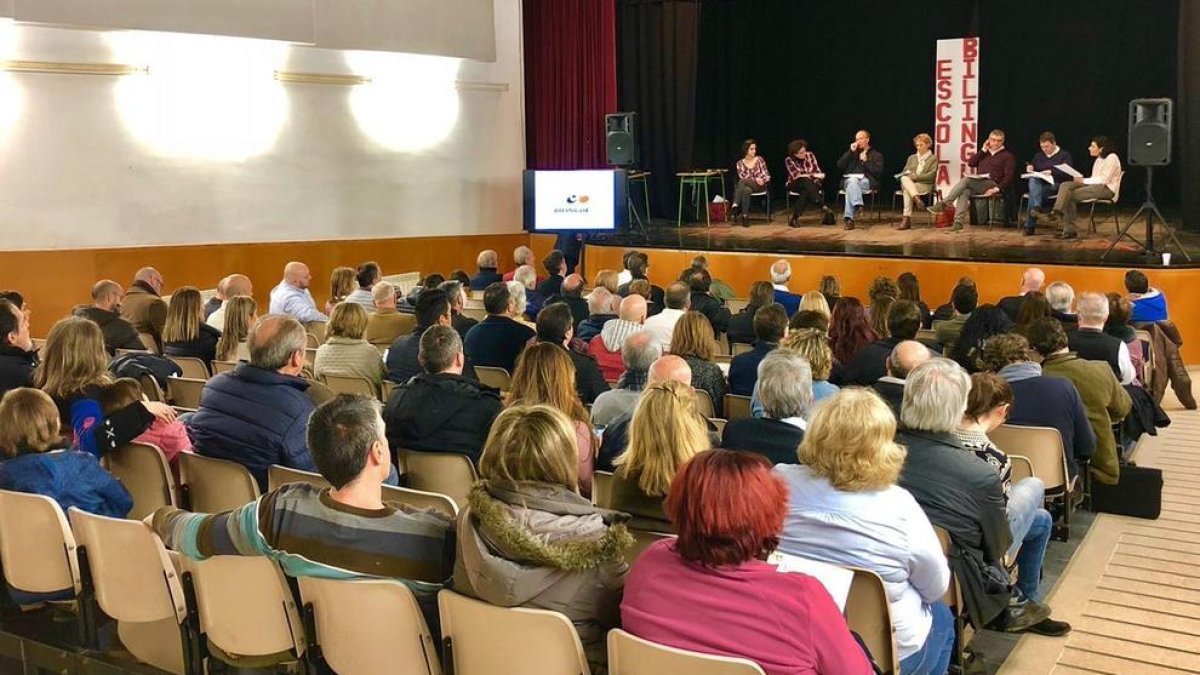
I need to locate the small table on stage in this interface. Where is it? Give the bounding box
[676,169,728,228]
[628,170,651,226]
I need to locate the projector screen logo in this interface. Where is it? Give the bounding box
[556,194,591,213]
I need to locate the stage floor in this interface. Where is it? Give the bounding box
[592,208,1200,268]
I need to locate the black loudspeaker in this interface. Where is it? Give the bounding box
[606,112,638,166]
[1128,98,1172,166]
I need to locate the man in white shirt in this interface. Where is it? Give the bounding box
[345,262,380,313]
[269,261,328,324]
[642,282,689,351]
[206,274,253,330]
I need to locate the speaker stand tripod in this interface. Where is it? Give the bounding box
[1102,166,1192,262]
[626,195,648,240]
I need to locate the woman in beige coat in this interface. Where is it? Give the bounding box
[898,132,939,230]
[313,302,386,388]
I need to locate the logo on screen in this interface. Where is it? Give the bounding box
[555,194,591,214]
[566,195,590,204]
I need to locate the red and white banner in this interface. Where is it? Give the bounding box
[934,37,980,189]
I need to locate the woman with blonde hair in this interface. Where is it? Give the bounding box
[594,269,620,295]
[776,388,953,674]
[782,327,839,402]
[506,342,596,494]
[34,317,173,457]
[325,266,355,315]
[611,379,710,531]
[162,286,221,365]
[314,302,386,388]
[898,132,938,230]
[215,295,257,363]
[668,311,727,417]
[798,290,831,320]
[454,404,631,674]
[869,294,895,339]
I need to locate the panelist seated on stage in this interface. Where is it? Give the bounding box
[1022,132,1075,235]
[729,138,770,226]
[896,133,938,231]
[1033,136,1122,240]
[784,139,830,227]
[929,128,1016,232]
[835,129,884,230]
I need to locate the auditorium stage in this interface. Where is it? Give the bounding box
[589,210,1200,269]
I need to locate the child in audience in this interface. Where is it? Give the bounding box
[99,377,192,467]
[0,387,132,518]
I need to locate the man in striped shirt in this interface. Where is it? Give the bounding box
[148,394,454,604]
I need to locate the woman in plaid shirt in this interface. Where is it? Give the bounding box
[732,138,770,226]
[784,139,831,227]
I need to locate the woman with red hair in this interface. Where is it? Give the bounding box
[621,449,871,675]
[829,297,878,366]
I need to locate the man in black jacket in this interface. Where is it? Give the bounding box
[870,340,931,418]
[727,281,774,346]
[536,250,567,299]
[462,282,536,373]
[438,280,478,342]
[549,274,589,328]
[836,129,885,229]
[686,269,731,338]
[616,251,665,309]
[384,325,502,465]
[839,300,923,386]
[0,298,36,399]
[1068,292,1135,384]
[997,268,1046,321]
[386,289,452,383]
[536,303,608,404]
[469,249,503,291]
[74,280,145,354]
[576,287,617,342]
[721,350,810,465]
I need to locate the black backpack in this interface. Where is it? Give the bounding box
[109,353,182,389]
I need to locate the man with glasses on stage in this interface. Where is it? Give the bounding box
[929,128,1016,232]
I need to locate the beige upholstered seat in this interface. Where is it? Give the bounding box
[397,448,478,511]
[102,442,176,520]
[211,360,238,374]
[844,567,899,675]
[730,342,754,357]
[607,628,765,674]
[694,390,716,418]
[382,484,459,518]
[322,373,380,399]
[300,577,441,675]
[166,356,210,380]
[267,464,333,492]
[179,453,260,514]
[0,490,82,598]
[167,377,206,410]
[439,590,590,675]
[474,366,512,392]
[591,470,614,508]
[723,394,752,422]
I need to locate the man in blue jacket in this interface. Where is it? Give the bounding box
[1124,269,1169,322]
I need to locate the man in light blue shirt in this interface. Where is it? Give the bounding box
[269,261,328,324]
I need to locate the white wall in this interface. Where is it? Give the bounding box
[0,0,524,250]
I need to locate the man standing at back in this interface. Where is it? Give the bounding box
[997,268,1046,321]
[269,261,328,324]
[121,267,168,347]
[75,280,145,354]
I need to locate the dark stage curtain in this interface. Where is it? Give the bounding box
[523,0,618,169]
[617,0,701,218]
[1179,1,1200,231]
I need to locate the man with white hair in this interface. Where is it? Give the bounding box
[590,331,662,427]
[269,261,328,324]
[897,359,1060,635]
[512,264,544,320]
[439,279,477,340]
[770,260,801,316]
[1069,292,1135,384]
[872,340,932,417]
[588,294,648,381]
[502,246,538,283]
[997,268,1046,321]
[364,281,414,345]
[577,286,618,341]
[1045,281,1077,331]
[121,266,168,343]
[470,249,503,290]
[206,274,253,330]
[722,351,812,465]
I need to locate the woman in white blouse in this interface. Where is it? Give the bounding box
[1040,135,1122,240]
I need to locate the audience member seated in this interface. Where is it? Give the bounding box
[819,274,841,308]
[326,266,355,315]
[346,261,381,311]
[685,269,731,337]
[1104,293,1144,384]
[455,405,630,674]
[204,275,227,319]
[189,315,323,489]
[627,279,660,317]
[384,326,501,465]
[981,334,1094,478]
[439,279,477,341]
[595,356,705,473]
[611,379,708,532]
[596,268,622,295]
[0,387,132,518]
[867,295,895,342]
[868,275,899,311]
[782,326,839,402]
[1046,281,1078,331]
[947,304,1014,373]
[205,274,253,330]
[954,374,1069,636]
[269,261,328,324]
[590,331,660,427]
[688,255,736,300]
[898,272,933,328]
[402,273,444,312]
[121,267,168,347]
[154,394,452,622]
[841,299,923,386]
[506,343,597,495]
[1012,291,1051,337]
[162,286,222,366]
[623,449,872,675]
[536,303,607,404]
[1027,318,1130,485]
[1124,269,1168,322]
[509,265,542,321]
[934,283,978,355]
[932,276,973,322]
[617,251,665,310]
[550,274,589,327]
[315,302,386,387]
[501,245,536,282]
[577,286,618,342]
[462,282,536,373]
[536,250,567,298]
[723,351,811,465]
[388,289,457,384]
[35,317,164,456]
[470,249,503,290]
[99,377,192,467]
[1069,292,1135,384]
[728,281,774,346]
[643,281,689,351]
[829,297,877,370]
[997,268,1046,321]
[364,281,413,345]
[728,304,787,396]
[214,296,256,363]
[776,388,954,672]
[769,260,802,316]
[75,280,146,354]
[668,312,728,417]
[588,295,649,382]
[872,340,932,417]
[798,290,831,321]
[0,298,37,398]
[896,359,1055,635]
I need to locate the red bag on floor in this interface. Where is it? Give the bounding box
[935,204,955,228]
[709,201,728,223]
